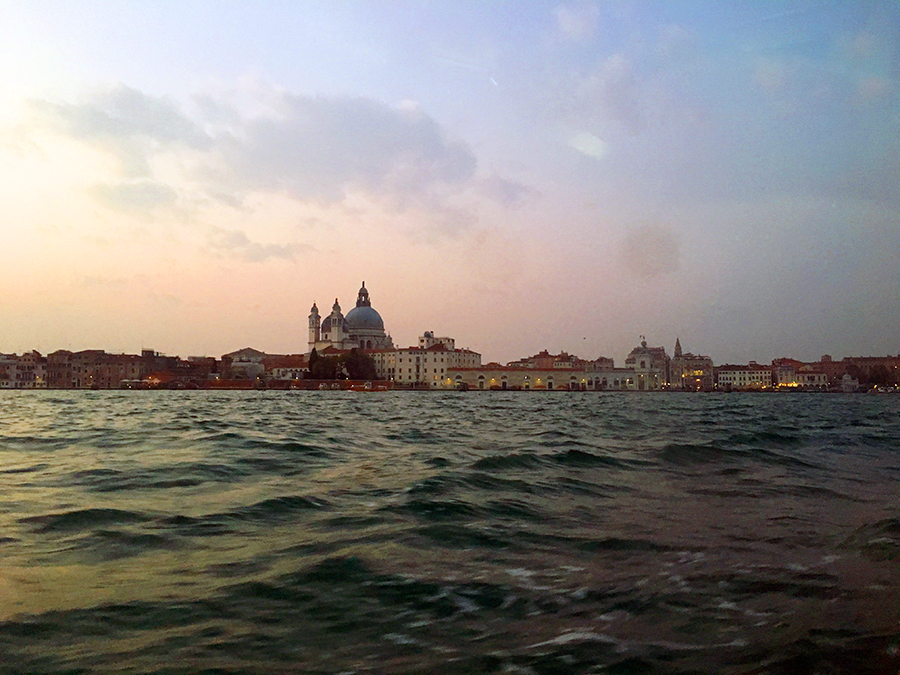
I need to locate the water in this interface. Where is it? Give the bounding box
[1,391,898,674]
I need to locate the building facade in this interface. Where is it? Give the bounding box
[369,332,481,387]
[716,364,773,390]
[308,282,394,353]
[623,338,669,389]
[668,338,714,390]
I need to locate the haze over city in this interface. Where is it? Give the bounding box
[1,1,897,365]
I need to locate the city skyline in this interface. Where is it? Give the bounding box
[2,2,898,365]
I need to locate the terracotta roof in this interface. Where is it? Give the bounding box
[264,355,308,368]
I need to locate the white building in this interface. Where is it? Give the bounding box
[448,365,573,390]
[716,364,773,390]
[369,332,481,387]
[624,338,669,387]
[840,373,860,393]
[308,282,394,353]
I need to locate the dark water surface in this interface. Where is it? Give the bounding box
[1,391,898,674]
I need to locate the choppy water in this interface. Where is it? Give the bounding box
[1,391,898,674]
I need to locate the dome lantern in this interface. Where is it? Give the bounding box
[356,281,371,308]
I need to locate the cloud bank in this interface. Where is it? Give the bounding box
[31,85,483,226]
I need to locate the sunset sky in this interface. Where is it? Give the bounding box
[1,1,898,365]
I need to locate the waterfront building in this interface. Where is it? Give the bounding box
[815,355,846,383]
[0,353,17,389]
[716,363,774,390]
[770,358,828,389]
[838,355,900,386]
[584,364,647,390]
[624,338,669,389]
[221,348,267,379]
[308,282,394,353]
[795,370,828,389]
[450,362,646,391]
[370,332,480,387]
[840,373,860,393]
[669,338,714,390]
[452,341,669,391]
[449,363,586,390]
[42,350,145,389]
[11,351,47,388]
[508,350,581,370]
[265,354,309,381]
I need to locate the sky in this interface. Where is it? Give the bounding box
[1,1,898,365]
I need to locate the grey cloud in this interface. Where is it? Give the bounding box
[207,228,314,262]
[478,175,537,207]
[213,94,477,203]
[192,93,244,125]
[33,86,485,232]
[33,85,211,176]
[34,85,210,147]
[89,180,178,213]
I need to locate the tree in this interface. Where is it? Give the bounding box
[310,354,340,380]
[341,349,378,380]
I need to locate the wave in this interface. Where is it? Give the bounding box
[20,507,150,534]
[2,391,899,674]
[2,553,895,674]
[657,442,818,469]
[75,529,179,561]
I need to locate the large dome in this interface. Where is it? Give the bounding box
[346,305,384,331]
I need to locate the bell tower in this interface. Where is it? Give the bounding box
[308,302,320,352]
[329,298,347,345]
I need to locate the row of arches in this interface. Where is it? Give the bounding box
[457,374,641,390]
[465,374,585,390]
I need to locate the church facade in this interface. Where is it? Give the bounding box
[308,282,394,353]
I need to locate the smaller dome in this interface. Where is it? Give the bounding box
[321,315,349,334]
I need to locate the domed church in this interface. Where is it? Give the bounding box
[308,282,394,353]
